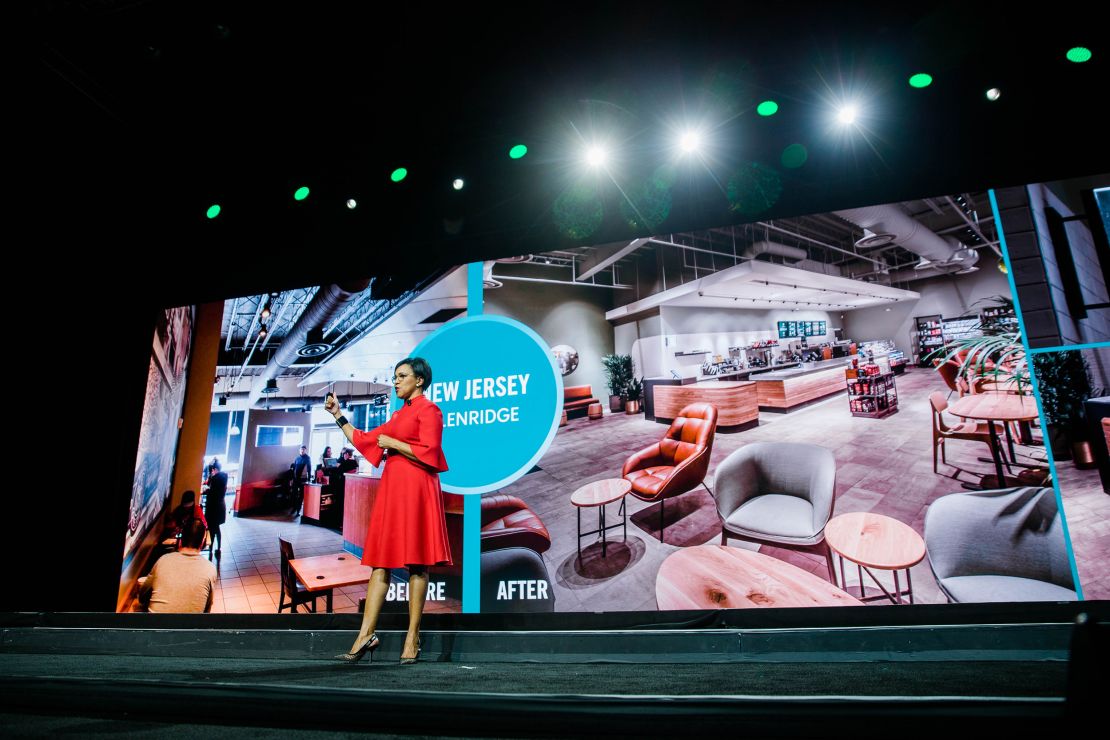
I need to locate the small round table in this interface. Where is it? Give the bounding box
[571,478,631,560]
[655,546,863,610]
[823,513,926,604]
[947,393,1039,484]
[587,402,604,420]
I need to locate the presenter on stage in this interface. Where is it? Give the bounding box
[326,357,452,665]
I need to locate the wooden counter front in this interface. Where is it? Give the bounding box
[342,474,382,554]
[652,380,758,429]
[755,365,847,409]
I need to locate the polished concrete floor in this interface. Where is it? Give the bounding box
[505,367,1057,611]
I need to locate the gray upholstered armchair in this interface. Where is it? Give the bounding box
[924,486,1077,603]
[712,442,837,581]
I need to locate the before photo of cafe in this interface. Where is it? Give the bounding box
[119,185,1092,615]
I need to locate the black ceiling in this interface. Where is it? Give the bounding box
[33,1,1108,304]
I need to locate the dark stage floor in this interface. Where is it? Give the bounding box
[4,616,1107,738]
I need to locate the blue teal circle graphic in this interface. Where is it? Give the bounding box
[409,315,563,494]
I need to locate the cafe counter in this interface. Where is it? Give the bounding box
[753,357,851,410]
[652,380,759,432]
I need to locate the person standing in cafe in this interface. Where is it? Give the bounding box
[291,445,312,515]
[327,357,451,665]
[204,463,228,560]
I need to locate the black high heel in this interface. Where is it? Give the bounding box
[399,641,421,665]
[336,633,380,663]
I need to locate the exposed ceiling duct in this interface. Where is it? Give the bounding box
[482,261,502,289]
[247,279,371,408]
[224,390,388,410]
[884,247,980,282]
[834,205,963,267]
[741,240,808,263]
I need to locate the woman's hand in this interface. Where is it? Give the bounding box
[377,434,396,450]
[324,393,341,417]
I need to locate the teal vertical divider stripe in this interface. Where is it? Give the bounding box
[463,494,480,613]
[990,189,1085,599]
[463,261,483,612]
[467,262,483,317]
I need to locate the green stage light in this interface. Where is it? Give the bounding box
[1067,46,1092,63]
[908,73,933,88]
[206,204,221,219]
[294,186,310,201]
[509,144,528,159]
[781,144,808,169]
[391,167,408,182]
[757,100,779,117]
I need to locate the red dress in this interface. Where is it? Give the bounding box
[351,394,453,568]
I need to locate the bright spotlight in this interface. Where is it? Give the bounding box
[986,88,1001,101]
[836,104,858,125]
[585,146,609,168]
[346,198,358,209]
[679,131,701,154]
[452,178,465,191]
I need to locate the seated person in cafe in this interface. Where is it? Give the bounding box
[336,447,358,476]
[166,490,207,541]
[139,518,217,613]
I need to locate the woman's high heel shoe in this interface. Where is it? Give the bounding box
[335,633,380,663]
[399,642,421,665]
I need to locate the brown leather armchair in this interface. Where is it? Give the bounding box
[621,402,717,542]
[480,494,552,553]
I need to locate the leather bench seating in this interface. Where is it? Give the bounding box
[622,402,717,542]
[564,385,600,418]
[480,494,552,553]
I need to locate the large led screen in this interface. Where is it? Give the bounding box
[121,183,1106,614]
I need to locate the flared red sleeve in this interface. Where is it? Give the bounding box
[411,402,449,472]
[351,416,394,468]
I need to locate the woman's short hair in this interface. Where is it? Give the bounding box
[396,356,432,390]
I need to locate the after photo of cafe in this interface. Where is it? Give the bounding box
[479,186,1083,612]
[119,184,1097,615]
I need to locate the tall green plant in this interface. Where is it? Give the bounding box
[625,376,644,403]
[601,353,632,397]
[1033,351,1093,434]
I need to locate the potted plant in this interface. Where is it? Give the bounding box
[602,354,632,412]
[927,330,1030,396]
[625,376,644,414]
[1033,350,1097,463]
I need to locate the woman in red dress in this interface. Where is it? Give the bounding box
[326,357,451,664]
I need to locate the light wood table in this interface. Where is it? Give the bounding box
[823,513,926,604]
[571,478,631,560]
[655,545,863,610]
[288,552,373,612]
[948,393,1040,484]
